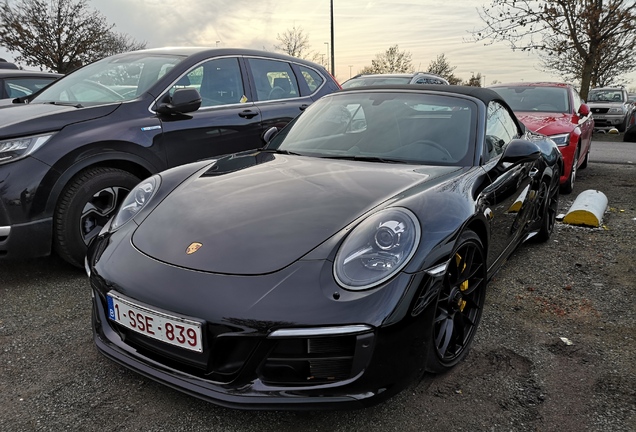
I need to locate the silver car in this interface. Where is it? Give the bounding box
[587,86,635,132]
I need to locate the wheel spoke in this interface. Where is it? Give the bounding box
[436,318,454,356]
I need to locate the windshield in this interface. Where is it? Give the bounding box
[493,86,570,113]
[268,91,477,166]
[588,89,624,102]
[32,53,184,105]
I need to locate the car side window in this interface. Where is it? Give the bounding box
[247,58,300,101]
[486,101,520,159]
[6,78,56,97]
[298,66,324,92]
[171,57,246,107]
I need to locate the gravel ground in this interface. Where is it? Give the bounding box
[1,157,634,431]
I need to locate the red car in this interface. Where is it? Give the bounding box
[490,82,594,193]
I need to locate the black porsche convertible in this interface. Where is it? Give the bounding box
[86,85,562,409]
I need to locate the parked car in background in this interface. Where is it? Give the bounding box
[341,72,449,88]
[490,82,593,193]
[0,69,61,100]
[0,47,340,267]
[587,86,635,132]
[87,85,562,410]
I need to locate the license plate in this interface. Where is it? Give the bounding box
[107,292,203,352]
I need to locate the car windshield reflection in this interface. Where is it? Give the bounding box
[493,86,571,113]
[32,53,184,105]
[270,91,476,166]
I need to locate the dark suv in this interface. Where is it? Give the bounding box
[0,48,340,266]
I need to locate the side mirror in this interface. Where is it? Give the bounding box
[578,103,590,117]
[261,126,279,144]
[500,139,541,166]
[156,88,201,114]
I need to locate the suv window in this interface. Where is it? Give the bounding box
[486,101,520,159]
[588,89,624,102]
[5,77,56,97]
[248,58,300,101]
[172,57,246,107]
[298,66,324,92]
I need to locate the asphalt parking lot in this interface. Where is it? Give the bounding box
[1,141,634,431]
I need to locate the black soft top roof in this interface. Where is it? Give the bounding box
[340,84,506,105]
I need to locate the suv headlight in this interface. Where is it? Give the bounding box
[0,133,56,164]
[334,208,420,290]
[549,133,570,146]
[608,107,624,114]
[110,175,161,231]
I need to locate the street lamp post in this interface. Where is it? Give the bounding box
[330,0,335,76]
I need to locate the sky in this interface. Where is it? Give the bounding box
[2,0,636,88]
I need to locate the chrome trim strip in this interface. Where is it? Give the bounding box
[0,226,10,237]
[268,325,373,338]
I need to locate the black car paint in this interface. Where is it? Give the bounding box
[86,86,562,409]
[0,48,338,262]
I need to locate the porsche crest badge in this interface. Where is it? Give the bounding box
[186,242,203,255]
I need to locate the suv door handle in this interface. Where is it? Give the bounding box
[299,104,309,111]
[238,110,258,119]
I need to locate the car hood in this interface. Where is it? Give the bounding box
[0,102,120,137]
[133,153,460,275]
[515,112,576,136]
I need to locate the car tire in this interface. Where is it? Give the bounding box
[579,144,590,170]
[535,173,560,243]
[54,167,140,267]
[425,230,486,373]
[560,146,579,194]
[617,117,627,133]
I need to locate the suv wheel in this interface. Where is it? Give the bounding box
[54,167,140,267]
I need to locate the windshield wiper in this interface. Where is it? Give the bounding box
[320,155,408,164]
[43,101,84,108]
[261,148,303,156]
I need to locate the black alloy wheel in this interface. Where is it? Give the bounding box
[535,173,560,243]
[426,230,486,373]
[54,167,140,267]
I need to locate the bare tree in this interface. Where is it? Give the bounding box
[363,45,413,74]
[472,0,636,99]
[540,29,635,88]
[426,54,461,85]
[0,0,145,73]
[274,25,314,59]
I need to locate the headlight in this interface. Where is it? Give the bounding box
[110,175,160,231]
[334,208,421,291]
[549,133,570,146]
[608,107,624,114]
[0,133,56,164]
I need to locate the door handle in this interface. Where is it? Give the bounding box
[238,110,258,119]
[299,104,309,111]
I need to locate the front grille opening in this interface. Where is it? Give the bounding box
[260,335,358,385]
[209,337,258,378]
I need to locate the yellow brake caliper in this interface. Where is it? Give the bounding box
[455,253,468,312]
